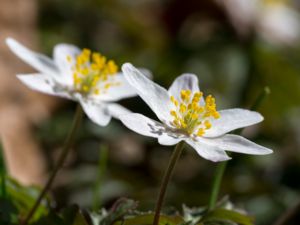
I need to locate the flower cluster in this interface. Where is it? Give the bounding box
[6,38,272,162]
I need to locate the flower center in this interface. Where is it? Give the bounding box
[67,48,119,95]
[169,90,220,137]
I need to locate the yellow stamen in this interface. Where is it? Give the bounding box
[69,48,119,95]
[66,55,72,62]
[169,89,220,136]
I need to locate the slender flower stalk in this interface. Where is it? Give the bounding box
[273,199,300,225]
[93,144,108,210]
[208,161,227,210]
[153,141,185,225]
[208,86,271,210]
[22,104,83,225]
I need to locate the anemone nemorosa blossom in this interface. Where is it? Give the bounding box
[6,38,141,126]
[120,63,273,162]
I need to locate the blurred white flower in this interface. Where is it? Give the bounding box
[218,0,300,45]
[120,63,273,162]
[258,2,300,45]
[6,38,138,126]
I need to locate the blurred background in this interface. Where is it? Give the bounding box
[1,0,300,224]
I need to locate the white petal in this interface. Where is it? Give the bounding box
[17,74,72,99]
[168,74,203,103]
[204,109,264,137]
[201,134,273,155]
[106,103,131,120]
[119,113,181,145]
[186,139,231,162]
[53,44,81,86]
[158,135,181,146]
[120,113,166,138]
[138,68,153,79]
[94,73,137,101]
[122,63,172,123]
[6,38,59,78]
[80,100,112,126]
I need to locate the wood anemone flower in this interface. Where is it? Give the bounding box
[120,63,273,162]
[6,38,141,126]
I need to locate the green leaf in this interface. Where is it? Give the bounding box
[61,205,89,225]
[0,177,49,221]
[32,206,90,225]
[112,213,184,225]
[100,198,138,225]
[31,211,65,225]
[201,208,254,225]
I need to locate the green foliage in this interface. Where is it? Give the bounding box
[201,209,253,225]
[31,205,89,225]
[0,177,49,224]
[99,198,138,225]
[0,193,253,225]
[96,198,253,225]
[0,198,18,225]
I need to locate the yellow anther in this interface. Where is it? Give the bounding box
[170,96,175,102]
[191,113,198,120]
[194,91,203,98]
[197,128,205,136]
[170,96,179,107]
[81,68,89,75]
[199,108,205,114]
[66,55,72,62]
[172,120,180,127]
[104,83,111,89]
[83,48,91,56]
[179,104,186,113]
[191,102,198,110]
[107,60,118,74]
[181,90,191,102]
[181,120,187,129]
[83,85,89,92]
[213,111,220,119]
[204,120,212,129]
[180,90,186,100]
[170,110,177,117]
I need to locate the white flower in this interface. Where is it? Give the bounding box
[6,38,140,126]
[119,63,273,162]
[219,0,300,45]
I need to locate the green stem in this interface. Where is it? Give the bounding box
[250,86,271,111]
[93,144,108,210]
[208,86,270,211]
[153,141,185,225]
[22,104,83,225]
[208,161,227,210]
